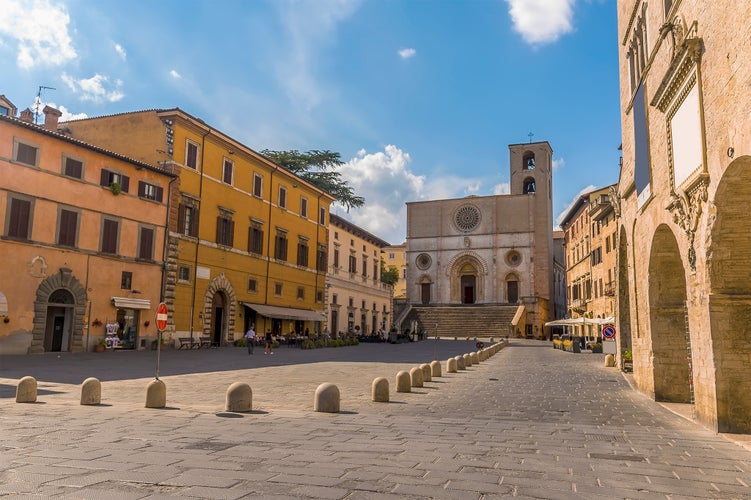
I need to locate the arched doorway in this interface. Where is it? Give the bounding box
[506,274,519,303]
[460,263,476,304]
[45,289,74,352]
[211,292,226,346]
[648,224,691,403]
[709,156,751,432]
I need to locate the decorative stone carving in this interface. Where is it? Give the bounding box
[666,178,708,271]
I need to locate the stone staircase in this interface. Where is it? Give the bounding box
[400,305,519,339]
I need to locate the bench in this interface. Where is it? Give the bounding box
[199,336,219,348]
[177,337,199,349]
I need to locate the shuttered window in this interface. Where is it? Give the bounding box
[101,219,119,254]
[58,209,78,247]
[7,197,32,239]
[138,226,155,260]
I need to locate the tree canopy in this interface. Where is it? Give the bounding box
[261,149,365,211]
[380,261,400,286]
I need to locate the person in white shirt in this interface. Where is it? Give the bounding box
[244,326,256,355]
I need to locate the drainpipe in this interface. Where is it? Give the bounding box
[189,126,211,342]
[160,166,179,303]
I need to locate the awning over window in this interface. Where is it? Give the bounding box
[511,304,525,326]
[243,303,326,322]
[111,297,152,310]
[0,291,7,316]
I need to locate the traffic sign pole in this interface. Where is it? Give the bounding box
[155,302,168,380]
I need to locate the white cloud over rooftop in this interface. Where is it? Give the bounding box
[506,0,575,46]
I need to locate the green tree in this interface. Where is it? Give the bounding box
[380,260,400,286]
[261,149,365,211]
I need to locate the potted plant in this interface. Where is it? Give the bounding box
[622,350,633,372]
[95,337,106,352]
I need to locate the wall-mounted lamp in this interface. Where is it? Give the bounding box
[228,150,235,155]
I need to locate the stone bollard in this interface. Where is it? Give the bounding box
[226,382,253,412]
[471,352,479,365]
[446,357,458,373]
[80,377,101,405]
[604,354,616,368]
[430,360,442,377]
[145,379,166,408]
[455,355,466,370]
[314,383,340,413]
[463,353,472,367]
[16,376,37,403]
[395,371,412,392]
[420,363,432,382]
[410,367,424,388]
[372,377,389,402]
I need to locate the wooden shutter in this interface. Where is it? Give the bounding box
[138,181,146,197]
[192,207,200,237]
[155,186,164,202]
[8,198,30,239]
[177,203,186,233]
[102,219,118,254]
[100,169,110,186]
[120,175,130,193]
[139,227,154,259]
[216,216,223,243]
[59,209,77,246]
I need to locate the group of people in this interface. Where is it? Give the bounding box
[243,326,274,355]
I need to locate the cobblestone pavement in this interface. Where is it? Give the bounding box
[1,339,750,499]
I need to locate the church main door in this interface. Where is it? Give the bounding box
[461,275,476,304]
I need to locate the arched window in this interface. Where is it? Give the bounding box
[523,178,536,194]
[523,152,535,170]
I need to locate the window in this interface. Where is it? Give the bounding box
[300,197,308,218]
[333,248,340,268]
[138,181,163,202]
[373,262,378,280]
[389,253,395,259]
[275,231,288,261]
[591,247,602,266]
[348,254,357,273]
[349,297,354,307]
[62,156,83,179]
[14,140,38,166]
[248,278,257,292]
[177,203,199,237]
[316,290,323,303]
[121,271,132,290]
[253,174,263,197]
[297,239,309,267]
[297,287,304,300]
[248,222,264,254]
[138,226,155,260]
[223,158,233,184]
[216,214,235,247]
[101,218,119,254]
[6,196,32,240]
[362,256,368,277]
[332,294,338,305]
[178,265,191,282]
[274,282,283,296]
[100,169,130,193]
[319,207,326,225]
[334,231,339,240]
[316,245,327,272]
[278,187,287,208]
[402,268,406,278]
[58,208,78,247]
[186,141,199,169]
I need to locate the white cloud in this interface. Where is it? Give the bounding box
[506,0,575,46]
[555,184,596,228]
[552,157,565,171]
[493,182,511,195]
[114,43,126,60]
[170,69,182,79]
[398,47,416,59]
[62,73,125,103]
[336,145,493,244]
[1,0,77,68]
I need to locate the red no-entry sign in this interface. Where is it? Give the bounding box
[155,302,168,331]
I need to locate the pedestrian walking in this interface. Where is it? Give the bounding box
[264,329,274,355]
[244,325,256,354]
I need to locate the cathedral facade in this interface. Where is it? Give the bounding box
[405,142,554,339]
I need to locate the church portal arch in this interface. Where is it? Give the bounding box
[447,253,487,304]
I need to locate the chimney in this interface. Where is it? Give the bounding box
[43,105,62,131]
[19,108,34,123]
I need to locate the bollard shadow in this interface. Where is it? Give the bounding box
[215,412,245,418]
[337,410,358,415]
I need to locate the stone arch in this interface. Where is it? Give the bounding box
[707,155,751,432]
[522,151,536,170]
[31,267,87,353]
[523,177,536,194]
[648,224,691,403]
[447,253,487,304]
[202,273,236,345]
[617,225,632,356]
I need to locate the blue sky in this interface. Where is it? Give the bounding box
[1,0,621,244]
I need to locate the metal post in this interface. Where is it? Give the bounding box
[155,330,162,380]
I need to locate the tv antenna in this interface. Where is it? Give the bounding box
[34,85,56,124]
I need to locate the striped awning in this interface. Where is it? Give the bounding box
[243,303,326,322]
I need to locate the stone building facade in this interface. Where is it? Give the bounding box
[405,141,554,338]
[616,0,751,432]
